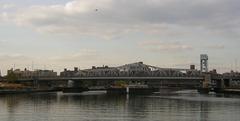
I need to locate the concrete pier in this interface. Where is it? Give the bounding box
[198,74,211,94]
[107,87,158,95]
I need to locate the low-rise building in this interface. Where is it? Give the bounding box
[60,67,79,77]
[7,68,57,79]
[84,66,119,77]
[33,70,57,78]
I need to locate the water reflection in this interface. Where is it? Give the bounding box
[0,91,240,121]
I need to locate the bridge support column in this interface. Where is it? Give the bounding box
[203,74,211,88]
[198,74,211,94]
[220,79,225,89]
[67,80,74,87]
[33,80,39,89]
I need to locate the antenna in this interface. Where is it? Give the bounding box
[235,59,238,72]
[32,61,34,71]
[237,59,239,72]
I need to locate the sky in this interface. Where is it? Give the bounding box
[0,0,240,75]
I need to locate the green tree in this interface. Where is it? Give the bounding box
[114,80,127,87]
[6,72,18,82]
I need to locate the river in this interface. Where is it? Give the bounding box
[0,90,240,121]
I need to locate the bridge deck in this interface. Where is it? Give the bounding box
[18,76,204,81]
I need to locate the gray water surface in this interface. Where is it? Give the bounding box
[0,90,240,121]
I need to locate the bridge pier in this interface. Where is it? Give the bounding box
[16,76,204,94]
[62,80,89,93]
[33,80,39,89]
[106,86,158,95]
[198,74,211,94]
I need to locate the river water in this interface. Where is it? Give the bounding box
[0,90,240,121]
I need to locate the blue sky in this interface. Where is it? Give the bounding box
[0,0,240,75]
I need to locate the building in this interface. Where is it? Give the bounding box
[84,65,119,77]
[33,70,57,78]
[60,67,80,77]
[7,68,57,79]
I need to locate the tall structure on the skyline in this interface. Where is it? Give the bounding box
[200,54,208,72]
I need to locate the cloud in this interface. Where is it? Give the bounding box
[64,0,112,14]
[0,3,15,9]
[0,12,8,21]
[4,0,240,39]
[0,39,7,43]
[0,39,8,47]
[206,45,225,49]
[0,53,30,61]
[49,49,99,62]
[139,40,193,52]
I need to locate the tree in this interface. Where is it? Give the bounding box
[6,72,18,82]
[114,80,127,87]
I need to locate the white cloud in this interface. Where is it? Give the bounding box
[3,0,239,40]
[0,53,30,61]
[49,49,99,62]
[64,0,112,14]
[45,49,135,71]
[0,12,8,21]
[139,40,193,52]
[0,0,239,74]
[206,45,225,49]
[0,3,15,9]
[0,39,7,43]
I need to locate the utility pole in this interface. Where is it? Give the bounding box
[32,61,34,71]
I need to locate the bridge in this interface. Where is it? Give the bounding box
[5,56,240,94]
[18,76,204,81]
[13,76,203,94]
[11,62,205,93]
[5,61,203,93]
[17,76,203,89]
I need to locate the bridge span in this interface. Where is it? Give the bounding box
[13,76,204,92]
[3,55,240,94]
[18,76,204,81]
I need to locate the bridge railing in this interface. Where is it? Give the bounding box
[16,76,205,81]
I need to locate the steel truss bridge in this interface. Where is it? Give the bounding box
[9,62,240,90]
[18,76,204,81]
[12,62,208,89]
